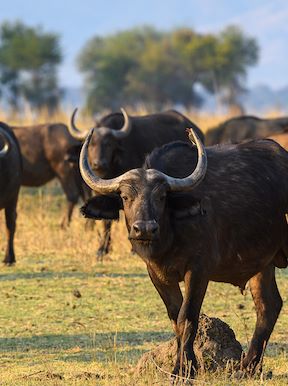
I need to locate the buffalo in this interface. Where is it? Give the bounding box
[0,122,22,265]
[205,115,288,145]
[70,108,204,257]
[11,123,90,228]
[80,128,288,380]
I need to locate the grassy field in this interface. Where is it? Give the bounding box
[0,109,287,384]
[0,185,287,385]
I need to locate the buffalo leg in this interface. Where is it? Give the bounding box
[147,265,183,334]
[173,269,208,379]
[61,201,76,229]
[57,176,79,229]
[96,220,112,259]
[3,198,18,265]
[242,264,282,373]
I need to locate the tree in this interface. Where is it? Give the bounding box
[0,21,62,112]
[203,26,259,109]
[78,26,259,113]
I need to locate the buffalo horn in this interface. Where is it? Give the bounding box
[69,108,89,140]
[80,127,207,194]
[111,108,132,139]
[0,132,9,157]
[161,128,207,191]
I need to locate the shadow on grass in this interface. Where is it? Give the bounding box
[0,271,147,282]
[266,342,288,356]
[0,331,173,363]
[0,331,173,352]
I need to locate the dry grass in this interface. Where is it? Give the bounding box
[2,104,282,134]
[0,185,287,385]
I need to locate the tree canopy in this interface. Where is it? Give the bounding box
[0,21,62,112]
[78,26,259,113]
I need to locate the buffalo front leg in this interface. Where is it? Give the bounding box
[173,269,208,380]
[147,265,183,334]
[242,264,282,374]
[96,220,112,260]
[3,198,18,265]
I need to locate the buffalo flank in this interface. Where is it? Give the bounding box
[11,122,90,228]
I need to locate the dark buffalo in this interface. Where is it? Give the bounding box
[80,129,288,379]
[206,115,288,145]
[11,123,90,228]
[70,108,204,257]
[0,122,22,265]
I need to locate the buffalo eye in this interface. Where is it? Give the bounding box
[121,194,134,203]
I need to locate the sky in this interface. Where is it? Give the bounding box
[0,0,287,90]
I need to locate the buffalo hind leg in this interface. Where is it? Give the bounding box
[3,198,18,265]
[56,168,80,229]
[61,200,77,229]
[96,220,112,260]
[242,264,282,374]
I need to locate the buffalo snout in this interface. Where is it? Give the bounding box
[130,220,159,241]
[92,160,108,174]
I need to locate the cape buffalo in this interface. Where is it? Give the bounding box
[80,129,288,380]
[70,108,204,257]
[11,123,90,228]
[206,115,288,145]
[0,122,22,265]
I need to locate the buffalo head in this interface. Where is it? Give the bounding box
[69,108,132,177]
[80,128,207,258]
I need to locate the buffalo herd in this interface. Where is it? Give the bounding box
[0,109,288,380]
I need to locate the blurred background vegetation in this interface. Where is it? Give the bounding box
[0,21,259,116]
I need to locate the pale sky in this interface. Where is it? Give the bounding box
[0,0,287,89]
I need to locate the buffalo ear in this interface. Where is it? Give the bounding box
[81,195,122,220]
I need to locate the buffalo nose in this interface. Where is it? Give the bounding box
[132,220,159,240]
[93,160,108,170]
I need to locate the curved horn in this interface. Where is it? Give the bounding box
[69,108,89,141]
[0,131,9,157]
[111,108,132,139]
[80,127,207,195]
[155,128,207,192]
[80,128,134,194]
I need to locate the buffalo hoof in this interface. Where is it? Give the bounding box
[60,221,69,230]
[3,259,15,266]
[170,361,195,383]
[96,247,109,261]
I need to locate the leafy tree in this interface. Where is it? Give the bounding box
[78,26,259,113]
[0,21,62,112]
[205,26,259,109]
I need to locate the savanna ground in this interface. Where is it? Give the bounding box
[0,110,287,385]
